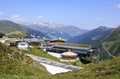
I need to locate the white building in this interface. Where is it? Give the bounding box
[17,42,30,50]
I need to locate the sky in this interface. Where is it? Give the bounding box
[0,0,120,30]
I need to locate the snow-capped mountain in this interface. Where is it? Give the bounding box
[33,21,63,28]
[22,21,87,39]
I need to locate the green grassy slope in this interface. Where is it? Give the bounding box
[45,56,120,79]
[0,43,50,79]
[7,32,27,38]
[1,42,120,79]
[0,20,27,34]
[23,47,60,62]
[98,26,120,59]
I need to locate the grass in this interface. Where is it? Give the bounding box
[0,62,50,79]
[22,47,60,62]
[98,26,120,60]
[44,56,120,79]
[0,43,50,79]
[1,43,120,79]
[22,47,85,67]
[7,32,27,38]
[100,40,120,60]
[102,40,120,55]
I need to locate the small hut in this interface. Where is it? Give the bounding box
[61,52,78,62]
[10,42,17,46]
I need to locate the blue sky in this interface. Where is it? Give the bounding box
[0,0,120,29]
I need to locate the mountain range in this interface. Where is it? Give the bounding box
[23,21,87,39]
[0,20,120,79]
[0,20,88,39]
[0,20,47,38]
[1,20,119,54]
[67,26,114,46]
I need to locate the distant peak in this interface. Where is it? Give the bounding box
[98,26,107,29]
[117,25,120,28]
[0,20,11,22]
[32,21,65,28]
[92,26,114,32]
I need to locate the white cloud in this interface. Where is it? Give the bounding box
[117,3,120,8]
[96,17,101,21]
[0,12,3,16]
[36,16,43,19]
[11,14,22,21]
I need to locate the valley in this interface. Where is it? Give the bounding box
[0,0,120,79]
[0,20,120,79]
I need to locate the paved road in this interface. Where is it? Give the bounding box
[26,54,82,70]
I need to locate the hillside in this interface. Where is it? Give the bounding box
[45,56,120,79]
[1,42,120,79]
[0,20,48,38]
[98,26,120,60]
[0,43,50,79]
[0,20,27,34]
[68,26,114,46]
[6,31,27,38]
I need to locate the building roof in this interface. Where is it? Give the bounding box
[58,43,91,48]
[17,41,29,45]
[61,52,78,56]
[18,38,41,42]
[50,37,65,42]
[54,44,90,51]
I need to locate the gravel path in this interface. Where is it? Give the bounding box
[26,54,82,70]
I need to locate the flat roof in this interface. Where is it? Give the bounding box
[57,43,91,48]
[54,44,90,51]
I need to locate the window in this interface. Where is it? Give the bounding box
[21,44,25,46]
